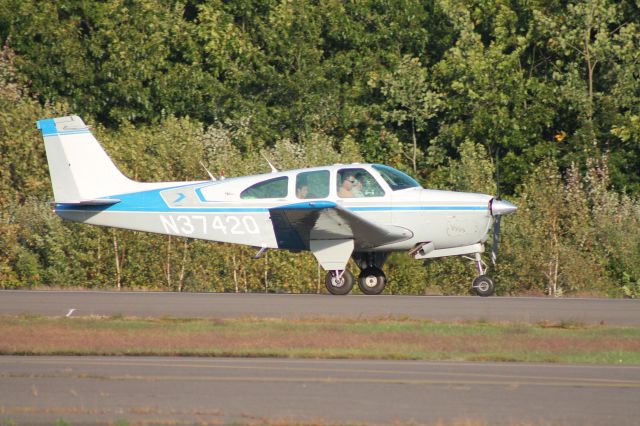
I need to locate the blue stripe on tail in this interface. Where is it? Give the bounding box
[37,119,57,136]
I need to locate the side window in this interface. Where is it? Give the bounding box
[296,170,329,199]
[337,168,385,198]
[240,177,288,199]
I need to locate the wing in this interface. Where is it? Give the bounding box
[269,201,413,251]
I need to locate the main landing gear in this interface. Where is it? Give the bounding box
[325,269,388,295]
[323,251,496,297]
[325,252,388,295]
[325,270,354,295]
[357,266,386,295]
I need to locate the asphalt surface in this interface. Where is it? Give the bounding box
[2,291,639,425]
[1,356,639,425]
[1,290,639,325]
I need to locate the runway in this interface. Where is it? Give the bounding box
[1,290,639,325]
[1,356,639,425]
[2,291,639,425]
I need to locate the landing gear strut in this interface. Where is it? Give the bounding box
[469,252,495,297]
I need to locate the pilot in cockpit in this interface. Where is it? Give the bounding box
[338,172,357,198]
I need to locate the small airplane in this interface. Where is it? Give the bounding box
[38,115,516,296]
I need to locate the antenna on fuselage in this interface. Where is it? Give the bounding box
[199,161,217,181]
[261,152,279,173]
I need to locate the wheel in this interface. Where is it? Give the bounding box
[325,270,354,295]
[472,275,495,297]
[357,267,387,295]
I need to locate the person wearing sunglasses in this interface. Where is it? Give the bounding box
[338,172,357,198]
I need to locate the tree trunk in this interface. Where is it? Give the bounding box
[264,250,269,293]
[164,236,172,289]
[232,253,239,293]
[177,239,189,292]
[411,119,417,174]
[584,0,597,147]
[112,230,122,290]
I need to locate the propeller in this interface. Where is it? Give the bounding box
[490,200,502,266]
[489,198,517,264]
[489,150,517,266]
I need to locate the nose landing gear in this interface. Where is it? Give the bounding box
[468,252,495,297]
[472,274,495,297]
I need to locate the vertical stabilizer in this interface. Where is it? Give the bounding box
[38,116,138,202]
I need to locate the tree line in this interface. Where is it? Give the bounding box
[0,0,639,297]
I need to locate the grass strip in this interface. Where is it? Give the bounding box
[1,315,639,364]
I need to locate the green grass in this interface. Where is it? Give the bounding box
[1,315,639,364]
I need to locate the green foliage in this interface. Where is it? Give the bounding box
[499,157,639,296]
[384,252,429,295]
[377,55,443,174]
[436,139,496,195]
[622,273,640,299]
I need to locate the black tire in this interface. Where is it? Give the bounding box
[357,267,387,295]
[472,275,495,297]
[325,270,354,295]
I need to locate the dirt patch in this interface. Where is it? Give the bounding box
[1,316,639,363]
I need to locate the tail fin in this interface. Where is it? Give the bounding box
[38,115,139,203]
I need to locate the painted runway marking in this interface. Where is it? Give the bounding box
[2,372,639,389]
[4,358,639,388]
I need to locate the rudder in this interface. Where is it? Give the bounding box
[38,115,138,203]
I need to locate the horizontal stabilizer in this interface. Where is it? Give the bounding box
[53,198,121,206]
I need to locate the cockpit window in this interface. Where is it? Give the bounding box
[337,168,385,198]
[372,165,421,191]
[240,177,288,199]
[296,170,329,199]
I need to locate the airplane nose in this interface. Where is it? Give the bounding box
[490,198,517,216]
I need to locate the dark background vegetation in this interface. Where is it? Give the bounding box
[1,0,639,296]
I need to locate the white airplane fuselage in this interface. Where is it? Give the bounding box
[55,168,494,254]
[39,115,516,295]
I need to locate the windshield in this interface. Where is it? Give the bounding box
[372,165,421,191]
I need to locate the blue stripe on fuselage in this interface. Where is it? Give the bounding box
[53,185,487,214]
[54,186,270,213]
[350,206,487,212]
[56,204,487,214]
